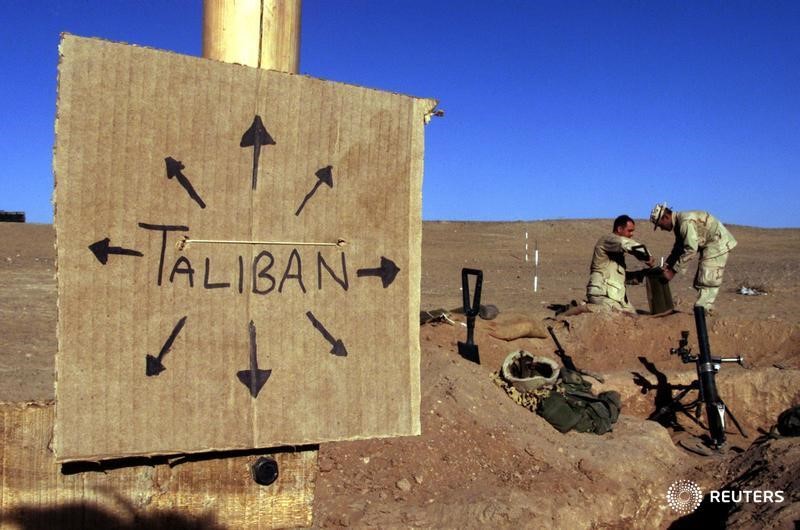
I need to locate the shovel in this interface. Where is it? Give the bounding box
[457,268,482,364]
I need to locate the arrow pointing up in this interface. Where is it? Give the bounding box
[357,257,400,288]
[236,320,272,398]
[88,238,143,265]
[295,165,334,216]
[240,115,276,190]
[165,157,206,209]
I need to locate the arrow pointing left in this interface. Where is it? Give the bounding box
[88,238,143,265]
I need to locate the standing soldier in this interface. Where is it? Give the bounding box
[650,203,737,314]
[586,215,655,313]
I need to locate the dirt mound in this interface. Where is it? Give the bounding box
[315,327,690,528]
[314,313,799,528]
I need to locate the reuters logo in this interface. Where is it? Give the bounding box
[666,479,703,514]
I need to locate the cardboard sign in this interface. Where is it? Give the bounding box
[53,35,436,462]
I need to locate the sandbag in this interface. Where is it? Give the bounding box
[489,319,548,340]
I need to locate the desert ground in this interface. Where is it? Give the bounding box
[1,219,798,528]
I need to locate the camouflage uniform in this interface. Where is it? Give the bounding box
[586,234,650,312]
[665,211,737,310]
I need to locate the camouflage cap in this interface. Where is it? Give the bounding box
[650,202,669,229]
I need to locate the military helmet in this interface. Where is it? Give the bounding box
[650,202,669,229]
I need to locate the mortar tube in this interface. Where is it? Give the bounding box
[693,306,725,446]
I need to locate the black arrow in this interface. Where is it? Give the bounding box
[165,157,206,209]
[88,238,143,265]
[240,115,276,190]
[306,311,348,357]
[236,320,272,398]
[295,165,334,216]
[146,316,187,377]
[357,257,400,288]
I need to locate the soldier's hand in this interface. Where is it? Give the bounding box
[645,256,655,267]
[662,267,675,281]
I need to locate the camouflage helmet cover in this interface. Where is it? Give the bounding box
[650,202,669,229]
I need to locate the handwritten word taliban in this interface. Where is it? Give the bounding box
[135,223,398,294]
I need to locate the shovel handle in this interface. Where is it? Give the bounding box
[461,268,483,317]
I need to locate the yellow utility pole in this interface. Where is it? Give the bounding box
[203,0,301,72]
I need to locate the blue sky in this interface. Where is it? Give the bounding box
[1,1,798,227]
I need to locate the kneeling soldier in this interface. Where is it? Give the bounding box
[586,215,655,313]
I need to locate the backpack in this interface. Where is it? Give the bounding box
[537,369,621,435]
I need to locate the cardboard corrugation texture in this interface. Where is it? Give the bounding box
[0,402,315,528]
[53,35,436,462]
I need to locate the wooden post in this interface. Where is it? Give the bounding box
[201,2,316,528]
[0,402,316,528]
[203,0,302,72]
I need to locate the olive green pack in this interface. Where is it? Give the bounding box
[536,369,621,435]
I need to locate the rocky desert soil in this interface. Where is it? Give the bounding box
[1,219,798,528]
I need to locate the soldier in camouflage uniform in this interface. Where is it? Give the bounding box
[650,203,737,312]
[586,215,655,313]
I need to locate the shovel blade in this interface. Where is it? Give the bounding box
[458,342,481,364]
